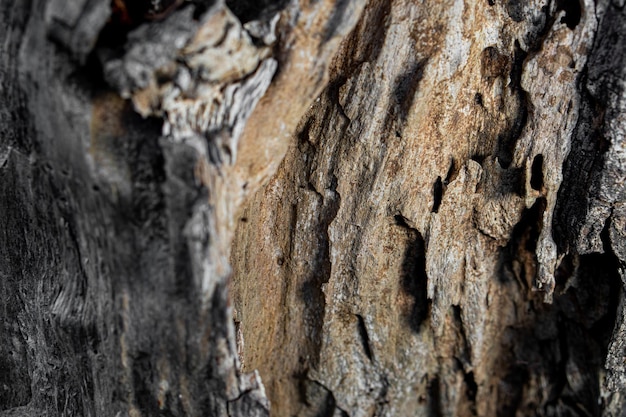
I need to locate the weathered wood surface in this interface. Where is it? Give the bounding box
[1,0,626,416]
[231,0,626,416]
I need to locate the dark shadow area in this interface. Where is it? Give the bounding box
[450,310,479,416]
[495,171,622,416]
[326,76,351,123]
[226,0,288,23]
[356,314,374,361]
[506,0,525,22]
[0,345,31,410]
[470,154,487,165]
[432,176,443,213]
[556,0,581,30]
[444,158,461,186]
[480,46,510,80]
[496,365,528,417]
[503,166,526,196]
[497,197,546,286]
[122,104,168,225]
[396,215,429,332]
[530,154,544,191]
[464,370,478,404]
[298,378,340,417]
[553,253,575,293]
[559,252,621,357]
[495,247,620,416]
[427,377,443,417]
[474,92,484,107]
[453,320,478,413]
[95,0,177,48]
[132,352,161,415]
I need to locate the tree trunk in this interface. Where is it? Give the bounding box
[1,0,625,416]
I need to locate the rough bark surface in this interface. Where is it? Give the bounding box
[0,0,625,417]
[231,0,626,416]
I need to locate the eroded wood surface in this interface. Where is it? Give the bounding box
[231,0,626,416]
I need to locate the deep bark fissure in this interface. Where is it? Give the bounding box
[396,215,429,333]
[355,313,374,362]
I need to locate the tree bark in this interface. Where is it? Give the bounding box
[1,0,625,416]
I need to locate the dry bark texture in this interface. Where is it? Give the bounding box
[231,0,626,416]
[0,0,625,416]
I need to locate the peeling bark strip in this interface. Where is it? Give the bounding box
[1,0,626,417]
